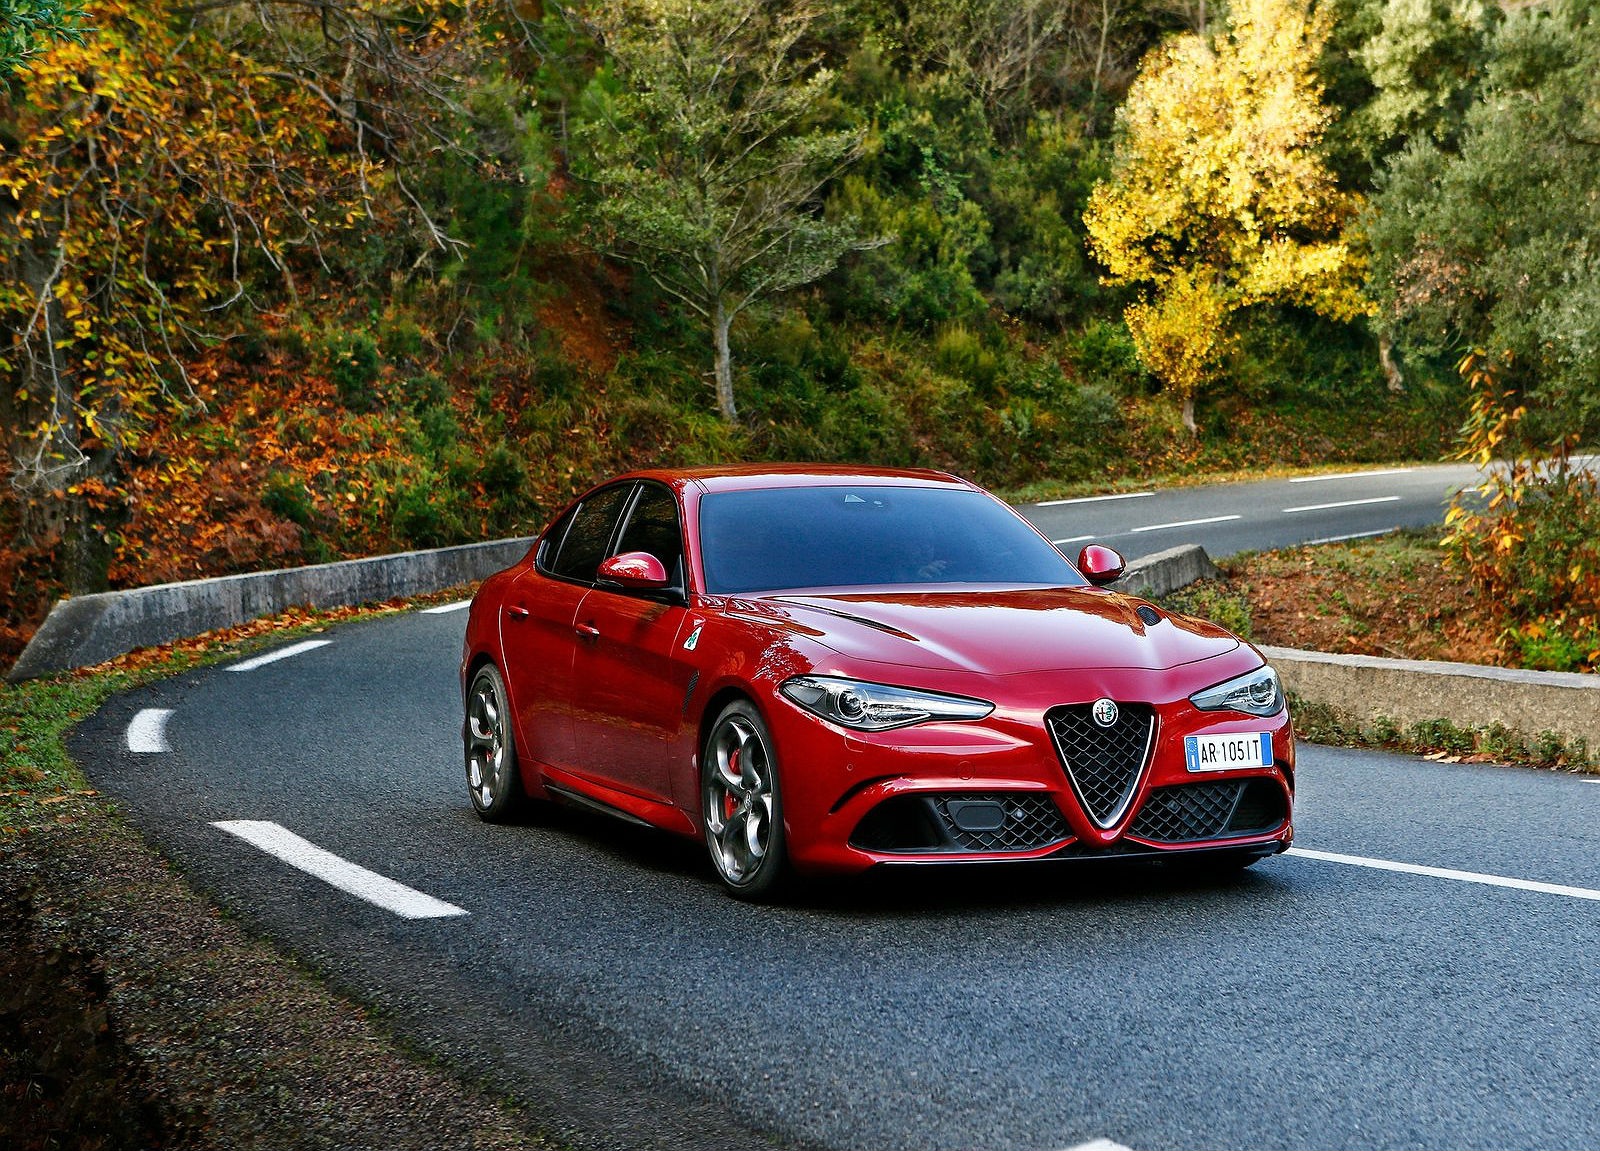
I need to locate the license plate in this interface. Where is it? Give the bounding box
[1184,732,1273,772]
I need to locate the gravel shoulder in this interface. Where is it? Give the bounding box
[0,596,553,1151]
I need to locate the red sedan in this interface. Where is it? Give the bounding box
[461,466,1294,898]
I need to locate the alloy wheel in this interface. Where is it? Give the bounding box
[703,713,777,887]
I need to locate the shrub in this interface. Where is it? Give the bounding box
[259,471,315,528]
[933,325,1000,390]
[1443,352,1600,672]
[321,330,382,412]
[1156,579,1253,638]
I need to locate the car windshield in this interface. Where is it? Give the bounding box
[697,485,1085,594]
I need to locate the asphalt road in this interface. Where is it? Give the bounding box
[1016,460,1485,559]
[70,464,1600,1150]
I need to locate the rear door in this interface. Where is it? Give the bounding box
[568,482,695,801]
[502,482,635,772]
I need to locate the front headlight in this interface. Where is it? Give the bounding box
[779,675,994,732]
[1189,665,1284,717]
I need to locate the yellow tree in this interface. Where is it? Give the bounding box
[1083,0,1366,434]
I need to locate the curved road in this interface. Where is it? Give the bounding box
[71,463,1600,1150]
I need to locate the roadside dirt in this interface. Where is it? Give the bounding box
[1224,532,1507,666]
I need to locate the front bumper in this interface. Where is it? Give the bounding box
[767,681,1295,876]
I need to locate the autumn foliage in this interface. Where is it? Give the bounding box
[1083,0,1367,432]
[4,0,1571,674]
[1443,353,1600,672]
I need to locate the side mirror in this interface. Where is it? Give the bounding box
[597,550,670,590]
[1076,544,1125,586]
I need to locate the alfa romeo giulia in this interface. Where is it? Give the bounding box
[460,465,1294,898]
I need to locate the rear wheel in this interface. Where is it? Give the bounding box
[701,701,789,900]
[464,663,525,822]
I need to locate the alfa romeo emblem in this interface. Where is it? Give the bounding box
[1091,698,1119,728]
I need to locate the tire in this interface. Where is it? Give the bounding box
[701,700,789,900]
[463,663,526,823]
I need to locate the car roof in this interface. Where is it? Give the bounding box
[617,464,975,494]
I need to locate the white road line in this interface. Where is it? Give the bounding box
[1303,527,1397,546]
[224,639,332,672]
[1129,514,1241,533]
[1051,535,1095,546]
[1061,1141,1135,1151]
[1283,495,1403,514]
[1036,491,1153,507]
[1288,847,1600,902]
[212,821,468,919]
[1288,467,1414,483]
[421,600,472,614]
[126,708,174,754]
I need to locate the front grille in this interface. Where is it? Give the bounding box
[849,792,1070,854]
[1129,779,1287,843]
[1046,702,1155,828]
[931,794,1071,852]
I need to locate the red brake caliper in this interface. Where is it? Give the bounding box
[724,747,740,820]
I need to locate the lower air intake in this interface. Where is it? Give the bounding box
[1128,778,1287,843]
[849,793,1071,854]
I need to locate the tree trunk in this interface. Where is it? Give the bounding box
[9,233,124,595]
[1181,393,1197,435]
[1091,0,1110,118]
[1379,334,1404,394]
[712,297,738,422]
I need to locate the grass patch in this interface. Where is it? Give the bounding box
[1289,694,1595,773]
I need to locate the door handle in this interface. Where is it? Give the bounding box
[574,622,600,639]
[505,605,530,620]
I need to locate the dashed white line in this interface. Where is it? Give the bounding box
[1061,1141,1135,1151]
[1303,527,1398,546]
[1051,535,1095,546]
[126,708,174,753]
[212,820,468,919]
[1288,467,1414,483]
[1288,847,1600,902]
[224,639,332,672]
[422,600,472,614]
[1283,495,1404,514]
[1036,491,1153,507]
[1129,514,1241,533]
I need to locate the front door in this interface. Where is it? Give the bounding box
[567,482,695,802]
[501,482,634,774]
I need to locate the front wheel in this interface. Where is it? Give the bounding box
[702,701,789,900]
[464,663,525,822]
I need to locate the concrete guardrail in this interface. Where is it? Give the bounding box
[1263,644,1599,758]
[6,536,534,682]
[1114,543,1222,598]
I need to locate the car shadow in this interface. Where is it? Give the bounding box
[498,801,1296,913]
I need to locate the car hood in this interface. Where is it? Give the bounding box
[751,586,1240,675]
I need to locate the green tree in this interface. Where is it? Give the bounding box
[1356,0,1493,158]
[1366,0,1600,441]
[579,0,880,421]
[0,0,84,73]
[1083,0,1366,433]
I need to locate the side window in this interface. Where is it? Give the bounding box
[613,484,686,588]
[536,506,578,572]
[548,484,633,583]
